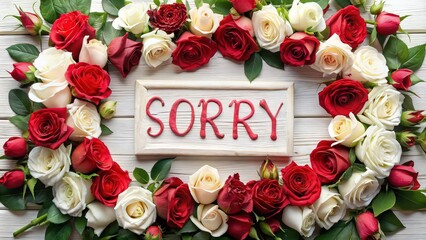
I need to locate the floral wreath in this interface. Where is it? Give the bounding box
[1,0,425,239]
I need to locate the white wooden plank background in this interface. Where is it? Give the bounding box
[0,0,425,239]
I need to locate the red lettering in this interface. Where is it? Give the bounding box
[169,99,195,137]
[146,96,165,137]
[229,100,258,140]
[260,99,283,141]
[198,99,224,139]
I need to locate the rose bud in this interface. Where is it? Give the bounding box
[3,137,27,158]
[99,101,117,120]
[15,6,42,36]
[401,110,425,127]
[259,218,281,237]
[230,0,256,14]
[355,211,381,240]
[0,170,25,189]
[226,213,253,240]
[396,131,417,149]
[107,33,142,78]
[418,128,426,153]
[388,161,420,190]
[259,158,279,180]
[391,69,413,91]
[370,0,384,15]
[8,62,36,83]
[79,36,108,68]
[144,225,163,240]
[376,12,400,35]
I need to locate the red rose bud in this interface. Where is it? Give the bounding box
[15,6,42,36]
[376,12,400,35]
[259,218,281,237]
[230,0,256,14]
[391,69,413,91]
[3,137,27,158]
[355,211,381,240]
[0,170,25,189]
[418,128,426,154]
[8,62,36,83]
[401,110,425,127]
[388,161,420,190]
[226,213,253,240]
[396,131,417,149]
[259,158,279,180]
[107,33,142,78]
[144,225,162,240]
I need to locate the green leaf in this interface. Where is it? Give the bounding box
[383,36,409,70]
[276,225,301,240]
[102,0,126,16]
[244,52,263,82]
[372,188,396,216]
[195,0,203,8]
[9,115,30,131]
[0,186,26,210]
[75,217,87,235]
[116,229,139,240]
[26,184,53,204]
[370,27,377,44]
[177,220,199,234]
[154,0,161,7]
[193,231,211,240]
[133,168,150,184]
[150,158,174,182]
[393,189,426,210]
[89,12,108,34]
[212,0,233,15]
[402,93,415,111]
[300,0,329,9]
[40,0,92,24]
[316,220,360,240]
[349,148,356,164]
[82,227,97,240]
[45,222,72,240]
[147,182,157,192]
[410,74,425,86]
[401,44,426,72]
[78,172,98,180]
[100,221,119,238]
[102,21,126,45]
[259,49,284,69]
[100,123,113,136]
[6,44,40,62]
[47,204,71,224]
[335,0,351,8]
[378,210,406,234]
[9,89,32,116]
[27,178,38,199]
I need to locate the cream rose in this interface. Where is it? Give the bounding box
[28,81,71,108]
[311,34,354,76]
[337,169,380,209]
[358,85,404,130]
[252,5,293,52]
[189,165,223,204]
[52,172,94,217]
[86,202,116,236]
[344,46,389,85]
[356,126,402,178]
[67,99,102,141]
[190,204,228,237]
[28,144,71,187]
[79,35,108,68]
[288,0,326,32]
[141,30,176,68]
[312,187,346,230]
[189,3,222,38]
[282,205,316,237]
[112,3,150,35]
[328,113,366,147]
[33,47,75,83]
[115,186,157,235]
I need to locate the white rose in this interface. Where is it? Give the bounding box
[312,187,346,230]
[328,113,366,147]
[141,30,177,68]
[28,81,71,108]
[33,48,75,83]
[311,34,354,76]
[67,99,102,141]
[356,126,402,178]
[288,0,326,32]
[86,201,116,236]
[358,85,404,130]
[344,46,388,85]
[252,5,293,52]
[79,36,108,68]
[115,186,156,235]
[282,205,315,237]
[53,172,94,217]
[189,3,222,38]
[28,144,71,187]
[190,204,228,237]
[189,165,223,204]
[337,169,380,209]
[112,3,150,35]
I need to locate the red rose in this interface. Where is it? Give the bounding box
[230,0,256,14]
[249,179,289,218]
[280,32,320,67]
[28,108,73,149]
[391,69,413,91]
[9,62,34,82]
[148,3,187,34]
[50,11,95,60]
[65,62,111,105]
[326,6,367,49]
[172,32,217,71]
[376,12,400,36]
[213,15,258,62]
[71,138,113,174]
[319,78,369,117]
[108,33,143,78]
[0,170,25,189]
[217,173,253,214]
[310,140,351,184]
[226,213,253,240]
[281,162,321,206]
[91,162,131,207]
[388,161,420,190]
[3,137,27,158]
[355,211,380,240]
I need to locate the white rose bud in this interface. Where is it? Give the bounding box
[53,172,94,217]
[86,202,116,236]
[282,205,316,237]
[189,4,223,38]
[79,35,108,68]
[114,186,157,235]
[67,99,102,142]
[28,81,71,108]
[328,113,366,147]
[356,126,402,178]
[190,204,228,237]
[99,101,117,120]
[28,144,71,187]
[112,3,150,35]
[288,0,326,32]
[141,30,177,68]
[33,48,75,83]
[189,165,223,204]
[312,187,346,230]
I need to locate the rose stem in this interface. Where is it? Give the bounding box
[13,213,48,237]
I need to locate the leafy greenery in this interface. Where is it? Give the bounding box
[45,222,72,240]
[9,89,32,116]
[0,186,26,210]
[9,115,30,131]
[211,0,233,15]
[100,123,114,135]
[89,12,108,38]
[102,0,126,16]
[316,220,360,240]
[47,204,71,224]
[6,44,40,62]
[372,188,396,216]
[259,49,284,69]
[74,217,87,235]
[401,44,426,71]
[150,158,174,182]
[300,0,329,9]
[383,36,409,70]
[393,189,426,210]
[378,210,406,234]
[335,0,352,8]
[101,21,127,45]
[244,52,263,82]
[133,168,150,184]
[40,0,92,24]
